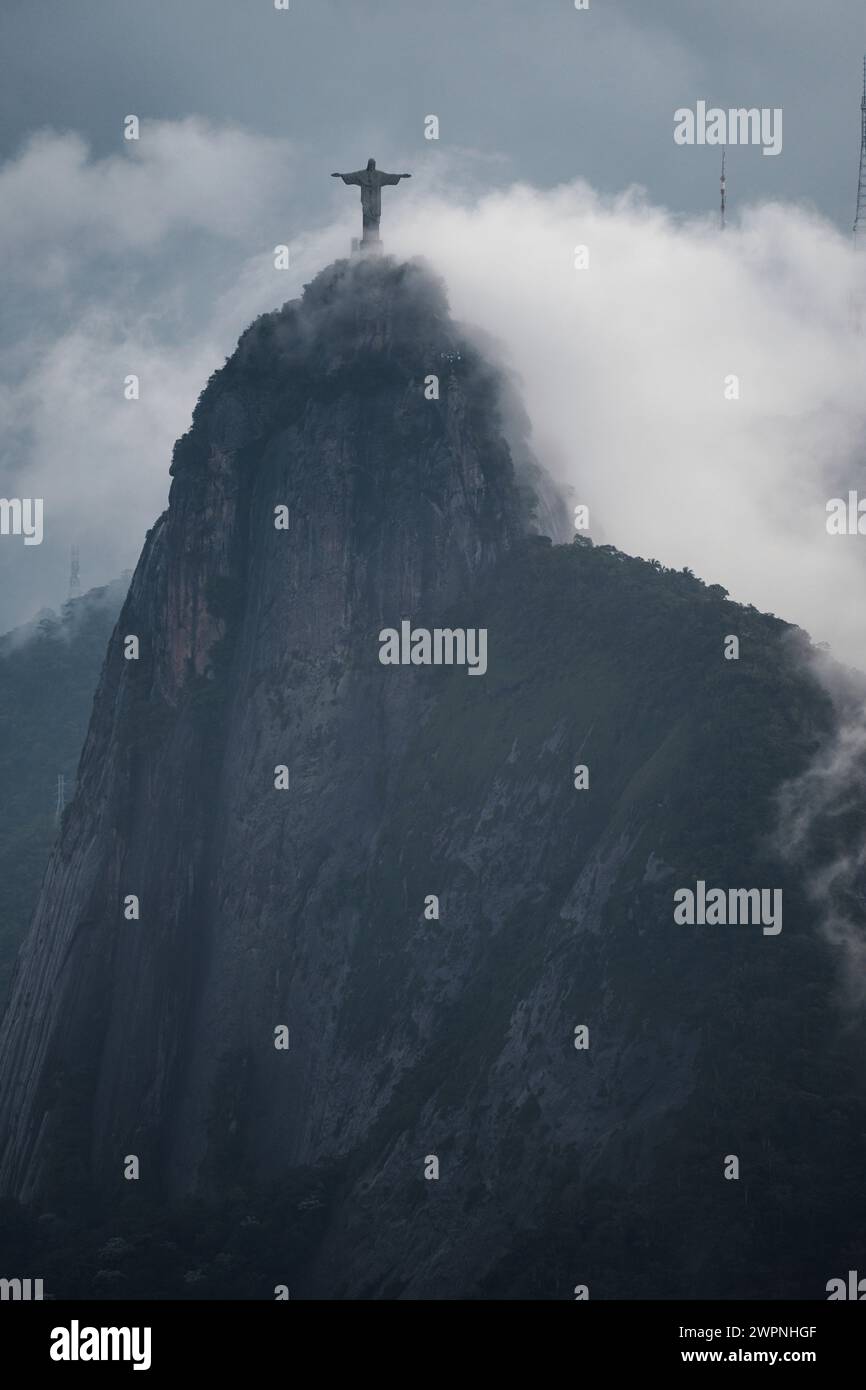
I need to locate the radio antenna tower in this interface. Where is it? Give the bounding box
[68,545,81,600]
[720,149,727,231]
[854,56,866,244]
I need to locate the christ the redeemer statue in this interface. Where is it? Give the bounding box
[332,158,411,249]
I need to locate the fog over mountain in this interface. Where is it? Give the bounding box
[3,0,866,1319]
[1,256,865,1300]
[3,127,866,667]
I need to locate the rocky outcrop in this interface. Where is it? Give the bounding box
[0,255,552,1206]
[1,254,864,1300]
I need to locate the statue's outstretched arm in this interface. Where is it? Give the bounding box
[379,171,412,186]
[332,172,364,185]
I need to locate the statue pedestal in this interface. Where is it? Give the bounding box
[352,236,384,257]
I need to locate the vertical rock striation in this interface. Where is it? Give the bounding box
[0,255,545,1207]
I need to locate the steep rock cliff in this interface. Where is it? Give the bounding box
[0,255,548,1206]
[1,255,865,1301]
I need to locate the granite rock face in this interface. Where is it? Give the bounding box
[0,255,552,1206]
[1,255,864,1300]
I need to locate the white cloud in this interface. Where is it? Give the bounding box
[0,122,309,621]
[776,667,866,1005]
[385,178,866,664]
[4,125,866,672]
[0,120,295,268]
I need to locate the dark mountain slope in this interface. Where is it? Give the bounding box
[0,255,863,1300]
[0,581,126,1015]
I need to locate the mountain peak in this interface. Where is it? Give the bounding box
[0,255,557,1205]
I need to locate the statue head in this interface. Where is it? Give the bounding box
[367,158,376,170]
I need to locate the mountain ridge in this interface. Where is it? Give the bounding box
[1,255,865,1299]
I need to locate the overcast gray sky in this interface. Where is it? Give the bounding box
[2,0,863,225]
[2,0,866,641]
